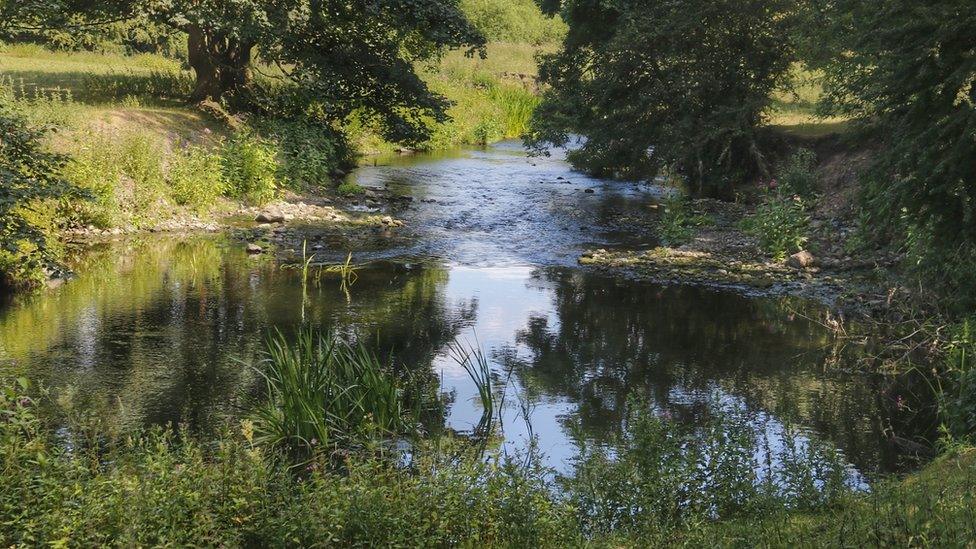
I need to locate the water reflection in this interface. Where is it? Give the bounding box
[0,237,933,474]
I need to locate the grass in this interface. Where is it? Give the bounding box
[4,369,974,546]
[249,329,432,462]
[767,65,851,137]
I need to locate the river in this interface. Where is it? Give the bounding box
[0,140,930,476]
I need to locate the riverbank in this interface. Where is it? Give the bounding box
[2,373,973,547]
[0,42,545,290]
[577,137,910,321]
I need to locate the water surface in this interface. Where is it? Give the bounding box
[0,141,931,475]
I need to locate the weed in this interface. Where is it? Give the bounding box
[337,180,364,196]
[776,148,819,197]
[168,146,226,212]
[741,194,810,260]
[249,329,431,463]
[657,197,713,246]
[221,132,279,206]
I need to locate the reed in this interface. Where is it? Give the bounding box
[250,329,424,462]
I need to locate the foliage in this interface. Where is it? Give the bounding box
[776,147,819,198]
[251,118,349,190]
[0,96,80,290]
[565,399,850,540]
[167,145,225,212]
[939,319,976,440]
[528,0,796,197]
[59,131,169,228]
[3,0,487,145]
[58,132,122,228]
[459,0,566,45]
[657,197,712,247]
[811,0,976,309]
[741,194,810,260]
[336,180,364,197]
[220,132,278,206]
[1,11,187,58]
[0,377,908,546]
[249,329,437,462]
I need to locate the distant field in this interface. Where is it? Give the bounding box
[767,65,850,137]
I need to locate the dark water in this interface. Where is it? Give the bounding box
[0,141,932,476]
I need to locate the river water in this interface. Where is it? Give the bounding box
[0,140,930,475]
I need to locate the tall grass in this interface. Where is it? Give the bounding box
[451,342,495,440]
[249,329,430,462]
[491,85,540,137]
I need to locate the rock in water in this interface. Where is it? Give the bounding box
[255,212,285,223]
[788,250,816,269]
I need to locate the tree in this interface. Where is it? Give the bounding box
[1,0,486,143]
[813,0,976,304]
[526,0,796,198]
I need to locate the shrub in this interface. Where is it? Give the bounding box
[741,194,810,260]
[564,399,851,540]
[777,148,819,197]
[940,319,976,440]
[459,0,566,45]
[59,133,122,228]
[167,146,226,212]
[657,197,712,246]
[252,118,346,190]
[117,133,166,222]
[221,132,279,206]
[0,99,80,290]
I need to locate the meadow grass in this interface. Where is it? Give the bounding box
[766,65,851,137]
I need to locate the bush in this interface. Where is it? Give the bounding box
[0,99,79,290]
[460,0,566,45]
[117,133,166,221]
[565,400,850,540]
[59,133,122,228]
[776,148,819,197]
[167,146,226,212]
[657,197,713,246]
[221,133,279,206]
[252,118,346,190]
[741,194,810,260]
[940,319,976,440]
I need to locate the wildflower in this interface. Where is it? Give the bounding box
[240,419,254,444]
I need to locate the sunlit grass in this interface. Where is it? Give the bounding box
[766,65,850,136]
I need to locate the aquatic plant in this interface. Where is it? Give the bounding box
[249,329,429,462]
[451,342,496,440]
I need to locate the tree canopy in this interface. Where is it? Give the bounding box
[809,0,976,302]
[2,0,487,144]
[526,0,796,197]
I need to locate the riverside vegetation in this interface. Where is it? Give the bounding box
[0,0,552,290]
[4,333,975,546]
[3,0,976,546]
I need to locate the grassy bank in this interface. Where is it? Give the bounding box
[2,360,974,546]
[0,40,547,289]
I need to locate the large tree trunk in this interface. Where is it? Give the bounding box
[186,25,254,103]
